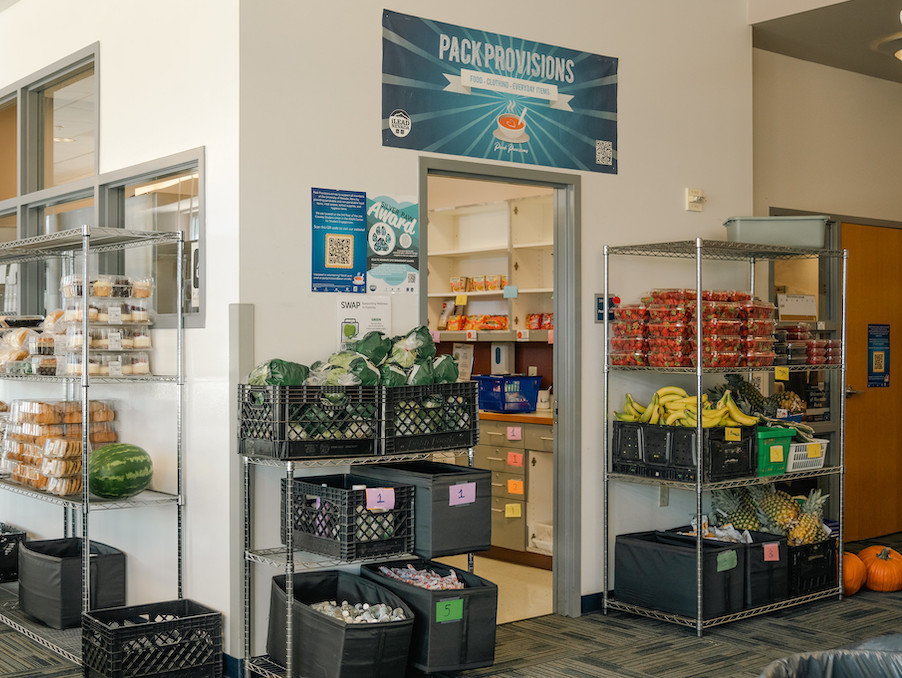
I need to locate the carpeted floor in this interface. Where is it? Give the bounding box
[3,532,901,678]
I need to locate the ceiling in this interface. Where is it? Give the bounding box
[752,0,902,84]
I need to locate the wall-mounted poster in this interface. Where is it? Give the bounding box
[382,10,618,173]
[868,323,890,387]
[311,188,367,293]
[366,195,419,296]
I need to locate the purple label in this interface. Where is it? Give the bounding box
[449,482,476,506]
[365,487,395,510]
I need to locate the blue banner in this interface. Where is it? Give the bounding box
[868,323,890,387]
[311,188,368,293]
[382,10,618,173]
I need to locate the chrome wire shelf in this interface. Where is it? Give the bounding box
[606,239,843,261]
[0,478,178,510]
[246,548,417,571]
[0,226,180,265]
[0,583,81,664]
[0,373,178,383]
[244,449,463,469]
[608,364,841,373]
[605,587,841,629]
[246,655,288,678]
[607,466,842,491]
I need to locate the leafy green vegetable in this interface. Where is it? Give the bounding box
[407,360,434,385]
[328,351,366,369]
[247,359,309,386]
[432,354,459,383]
[348,331,391,365]
[380,363,408,387]
[348,356,381,386]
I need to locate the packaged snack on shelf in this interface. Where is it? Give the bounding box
[28,334,55,356]
[30,356,58,376]
[89,275,114,297]
[127,300,151,323]
[501,274,508,288]
[46,476,81,497]
[110,276,134,298]
[449,276,469,293]
[479,315,509,330]
[445,315,465,331]
[10,401,62,425]
[610,350,647,366]
[62,300,100,323]
[60,275,84,298]
[647,350,693,368]
[11,462,45,489]
[57,400,115,424]
[131,277,154,298]
[60,421,117,444]
[463,315,484,330]
[41,310,65,334]
[125,352,151,376]
[541,313,554,329]
[526,313,542,330]
[3,327,37,351]
[42,438,84,459]
[3,440,42,465]
[63,353,103,376]
[4,360,33,376]
[484,274,503,291]
[468,276,486,292]
[40,456,81,478]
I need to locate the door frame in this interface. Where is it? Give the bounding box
[419,156,582,617]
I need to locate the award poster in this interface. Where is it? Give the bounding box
[382,9,618,173]
[365,195,419,296]
[311,188,367,293]
[868,323,890,387]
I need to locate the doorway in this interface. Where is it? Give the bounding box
[418,157,581,620]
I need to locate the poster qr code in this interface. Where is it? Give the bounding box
[326,234,354,269]
[595,140,613,165]
[873,351,885,373]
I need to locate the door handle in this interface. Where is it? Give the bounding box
[846,386,864,398]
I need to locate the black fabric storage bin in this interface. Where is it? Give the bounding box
[266,570,414,678]
[82,599,222,678]
[360,558,497,673]
[18,538,126,629]
[614,531,744,619]
[352,461,491,558]
[744,530,789,608]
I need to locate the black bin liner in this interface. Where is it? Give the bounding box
[352,461,491,558]
[18,537,126,629]
[614,530,744,619]
[744,530,789,608]
[360,558,497,673]
[266,570,414,678]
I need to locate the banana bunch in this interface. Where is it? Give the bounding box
[614,387,759,428]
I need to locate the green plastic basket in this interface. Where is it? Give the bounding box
[756,427,796,476]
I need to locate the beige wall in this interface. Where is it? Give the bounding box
[753,49,902,222]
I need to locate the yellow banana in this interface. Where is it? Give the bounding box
[623,398,639,418]
[614,411,638,422]
[664,410,684,426]
[721,415,744,427]
[649,405,661,425]
[655,386,688,399]
[625,393,646,415]
[638,394,659,423]
[663,401,688,412]
[723,390,759,426]
[657,393,683,406]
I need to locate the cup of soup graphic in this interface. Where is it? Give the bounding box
[497,113,526,140]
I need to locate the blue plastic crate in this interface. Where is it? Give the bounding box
[474,375,541,412]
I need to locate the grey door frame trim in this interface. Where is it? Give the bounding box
[418,156,582,617]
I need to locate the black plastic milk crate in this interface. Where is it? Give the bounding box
[789,538,838,597]
[0,523,24,582]
[641,423,670,467]
[611,421,641,464]
[280,474,415,561]
[238,384,382,459]
[81,599,222,678]
[668,425,757,481]
[383,381,478,454]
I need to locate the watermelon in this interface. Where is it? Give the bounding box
[88,443,154,499]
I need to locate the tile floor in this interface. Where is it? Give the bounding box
[437,554,553,624]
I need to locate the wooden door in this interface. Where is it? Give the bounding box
[842,222,902,540]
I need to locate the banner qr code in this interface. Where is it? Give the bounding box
[326,234,354,269]
[595,140,613,165]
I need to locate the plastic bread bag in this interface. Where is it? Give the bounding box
[347,330,391,365]
[406,359,434,385]
[247,359,309,386]
[432,354,459,383]
[379,363,408,387]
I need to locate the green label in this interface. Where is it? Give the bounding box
[435,598,463,623]
[716,549,738,572]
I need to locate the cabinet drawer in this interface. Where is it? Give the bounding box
[479,421,526,449]
[492,470,527,501]
[491,497,526,551]
[474,445,526,475]
[523,424,554,453]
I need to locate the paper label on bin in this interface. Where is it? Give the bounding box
[507,451,523,467]
[449,482,476,506]
[807,443,822,458]
[108,331,122,351]
[504,503,521,518]
[436,598,463,623]
[455,294,468,306]
[507,479,524,495]
[365,488,395,511]
[506,426,522,441]
[775,366,789,381]
[763,542,780,562]
[769,445,784,463]
[716,549,738,572]
[429,330,440,343]
[107,305,122,324]
[724,427,741,441]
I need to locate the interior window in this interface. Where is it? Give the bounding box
[36,65,95,189]
[0,98,16,201]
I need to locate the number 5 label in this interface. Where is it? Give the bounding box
[436,598,463,623]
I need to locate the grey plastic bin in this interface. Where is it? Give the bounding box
[724,215,829,248]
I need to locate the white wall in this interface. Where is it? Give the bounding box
[0,0,240,647]
[747,0,845,23]
[238,0,755,618]
[754,49,902,222]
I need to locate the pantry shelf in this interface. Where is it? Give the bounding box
[0,479,178,510]
[607,466,842,491]
[608,364,841,374]
[607,239,843,262]
[245,548,417,571]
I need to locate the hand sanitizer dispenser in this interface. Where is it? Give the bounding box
[490,342,514,374]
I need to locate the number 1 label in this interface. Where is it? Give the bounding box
[365,487,395,510]
[449,482,476,506]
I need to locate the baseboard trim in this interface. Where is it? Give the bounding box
[224,654,243,678]
[580,591,606,614]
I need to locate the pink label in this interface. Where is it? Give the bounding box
[449,482,476,506]
[507,451,524,467]
[762,542,780,562]
[506,426,522,441]
[429,330,441,343]
[365,487,395,511]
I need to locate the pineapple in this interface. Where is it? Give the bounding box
[748,485,800,531]
[712,488,761,531]
[787,489,830,546]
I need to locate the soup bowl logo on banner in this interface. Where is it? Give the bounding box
[382,9,618,174]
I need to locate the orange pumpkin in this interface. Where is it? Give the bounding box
[841,551,867,595]
[863,547,902,592]
[857,544,901,562]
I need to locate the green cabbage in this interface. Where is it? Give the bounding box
[407,360,434,385]
[348,356,381,386]
[379,363,408,387]
[348,331,391,365]
[432,354,459,384]
[247,359,309,386]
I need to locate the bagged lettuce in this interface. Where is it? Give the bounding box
[407,359,434,385]
[389,325,436,368]
[304,361,335,385]
[328,351,366,369]
[348,356,381,386]
[380,363,408,387]
[349,331,391,365]
[247,359,309,386]
[325,367,359,386]
[432,354,459,383]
